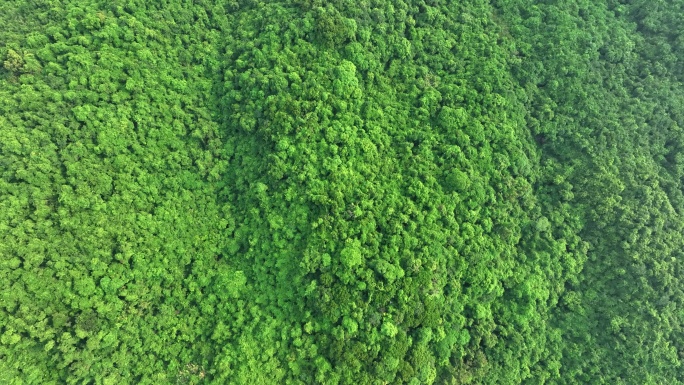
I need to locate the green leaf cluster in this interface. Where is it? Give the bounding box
[2,0,684,384]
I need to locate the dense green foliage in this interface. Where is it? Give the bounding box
[1,0,683,383]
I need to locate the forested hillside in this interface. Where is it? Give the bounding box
[1,0,683,384]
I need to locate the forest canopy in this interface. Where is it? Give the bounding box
[2,0,684,384]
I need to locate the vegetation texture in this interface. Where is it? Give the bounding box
[2,0,684,384]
